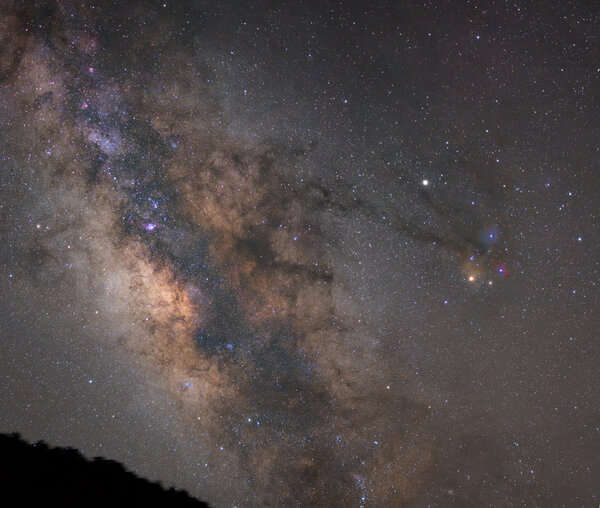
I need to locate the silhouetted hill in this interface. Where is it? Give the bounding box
[0,433,210,507]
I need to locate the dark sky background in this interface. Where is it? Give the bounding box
[0,1,598,506]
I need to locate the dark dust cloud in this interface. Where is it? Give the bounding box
[1,1,598,506]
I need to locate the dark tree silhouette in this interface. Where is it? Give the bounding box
[0,433,211,508]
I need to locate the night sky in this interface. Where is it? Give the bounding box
[0,1,598,506]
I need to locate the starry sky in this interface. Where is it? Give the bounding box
[0,1,598,506]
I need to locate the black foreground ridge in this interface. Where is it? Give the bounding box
[0,433,210,508]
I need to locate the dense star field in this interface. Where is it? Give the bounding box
[0,1,598,506]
